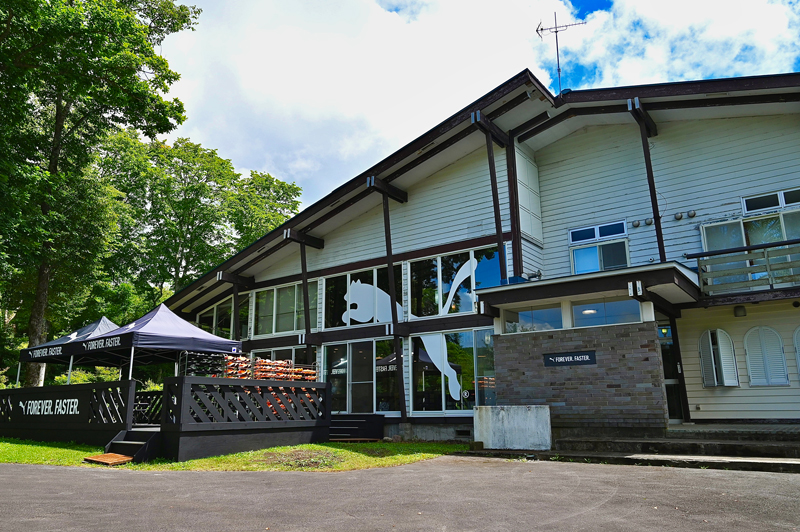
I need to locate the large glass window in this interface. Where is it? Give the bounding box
[572,298,641,328]
[475,328,496,407]
[441,252,472,314]
[444,332,475,411]
[198,307,214,333]
[214,299,232,338]
[324,266,402,328]
[350,341,374,414]
[412,330,496,413]
[505,305,563,333]
[474,247,502,291]
[198,294,250,340]
[253,281,318,336]
[411,258,439,318]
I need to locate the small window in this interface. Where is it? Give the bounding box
[698,329,739,387]
[744,194,780,213]
[784,189,800,206]
[744,326,788,386]
[743,188,800,214]
[572,241,628,274]
[570,220,626,244]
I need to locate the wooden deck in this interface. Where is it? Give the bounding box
[84,453,134,466]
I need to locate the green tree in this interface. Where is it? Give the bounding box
[103,130,303,293]
[0,0,200,386]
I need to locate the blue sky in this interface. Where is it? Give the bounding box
[161,0,800,209]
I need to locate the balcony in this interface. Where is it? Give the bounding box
[687,238,800,296]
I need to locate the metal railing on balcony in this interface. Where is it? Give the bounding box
[686,237,800,296]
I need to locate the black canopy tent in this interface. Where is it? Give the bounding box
[19,304,242,382]
[18,317,120,384]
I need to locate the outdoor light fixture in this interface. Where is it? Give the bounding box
[645,218,654,225]
[582,309,598,315]
[674,212,683,220]
[632,220,641,228]
[734,305,747,317]
[661,328,668,335]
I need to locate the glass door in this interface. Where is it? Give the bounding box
[350,341,374,413]
[325,344,348,413]
[658,322,685,422]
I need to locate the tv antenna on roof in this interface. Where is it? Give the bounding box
[536,12,586,95]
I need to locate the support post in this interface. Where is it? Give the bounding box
[484,131,508,280]
[128,346,134,380]
[299,241,315,355]
[381,193,408,421]
[232,286,241,341]
[505,135,523,277]
[629,98,667,263]
[174,361,179,377]
[66,356,74,385]
[16,362,21,386]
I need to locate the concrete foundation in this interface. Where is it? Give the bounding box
[384,422,473,441]
[474,405,551,450]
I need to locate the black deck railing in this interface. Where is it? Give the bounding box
[686,238,800,295]
[162,376,330,431]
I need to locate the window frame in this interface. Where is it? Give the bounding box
[569,220,627,245]
[250,280,319,339]
[410,327,497,415]
[195,292,251,340]
[407,246,502,322]
[744,326,789,387]
[321,265,403,330]
[741,187,800,215]
[698,329,739,387]
[570,238,630,275]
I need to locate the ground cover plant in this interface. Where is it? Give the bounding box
[0,438,466,472]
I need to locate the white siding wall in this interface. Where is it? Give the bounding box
[648,114,800,261]
[520,237,544,275]
[535,114,800,279]
[256,147,510,282]
[678,302,800,419]
[537,125,655,279]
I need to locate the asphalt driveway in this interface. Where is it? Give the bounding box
[1,456,798,531]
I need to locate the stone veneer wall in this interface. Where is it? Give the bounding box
[494,322,668,430]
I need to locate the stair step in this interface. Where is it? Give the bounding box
[111,440,146,446]
[555,437,800,458]
[531,450,800,474]
[84,453,133,466]
[330,438,381,443]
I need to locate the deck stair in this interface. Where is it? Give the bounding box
[330,414,384,442]
[100,426,162,463]
[84,453,134,466]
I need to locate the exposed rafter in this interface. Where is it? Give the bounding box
[215,271,255,289]
[471,110,509,148]
[366,176,408,203]
[283,228,324,249]
[628,97,657,137]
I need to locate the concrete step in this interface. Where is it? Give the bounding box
[556,437,800,458]
[666,424,800,442]
[534,451,800,474]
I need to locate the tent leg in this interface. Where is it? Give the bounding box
[128,347,134,380]
[119,367,123,380]
[16,363,21,386]
[174,361,179,377]
[66,356,74,385]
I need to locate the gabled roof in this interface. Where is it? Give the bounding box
[166,69,800,316]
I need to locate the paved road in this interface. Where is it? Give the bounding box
[2,456,799,531]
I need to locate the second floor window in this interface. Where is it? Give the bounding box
[569,221,628,275]
[253,281,318,336]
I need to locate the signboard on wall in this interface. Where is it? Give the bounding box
[543,351,596,367]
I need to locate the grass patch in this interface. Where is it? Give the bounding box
[0,437,103,466]
[0,437,467,472]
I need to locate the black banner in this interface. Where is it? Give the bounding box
[543,351,596,367]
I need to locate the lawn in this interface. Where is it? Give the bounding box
[0,437,467,472]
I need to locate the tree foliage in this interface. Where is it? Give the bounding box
[0,0,200,386]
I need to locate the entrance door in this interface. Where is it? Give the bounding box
[350,341,374,413]
[658,322,685,422]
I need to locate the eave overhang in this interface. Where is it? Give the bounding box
[476,262,700,310]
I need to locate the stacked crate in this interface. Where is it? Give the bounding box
[224,355,252,378]
[253,358,317,381]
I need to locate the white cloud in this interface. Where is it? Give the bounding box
[159,0,800,209]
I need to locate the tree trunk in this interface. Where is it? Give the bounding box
[24,259,51,387]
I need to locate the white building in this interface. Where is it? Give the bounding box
[166,69,800,439]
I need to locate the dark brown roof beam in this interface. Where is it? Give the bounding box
[232,238,292,276]
[628,97,657,137]
[517,104,628,143]
[509,111,551,139]
[283,228,324,249]
[175,282,227,314]
[471,110,509,148]
[300,189,373,234]
[366,176,407,203]
[215,271,255,289]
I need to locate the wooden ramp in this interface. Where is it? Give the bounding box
[84,453,133,466]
